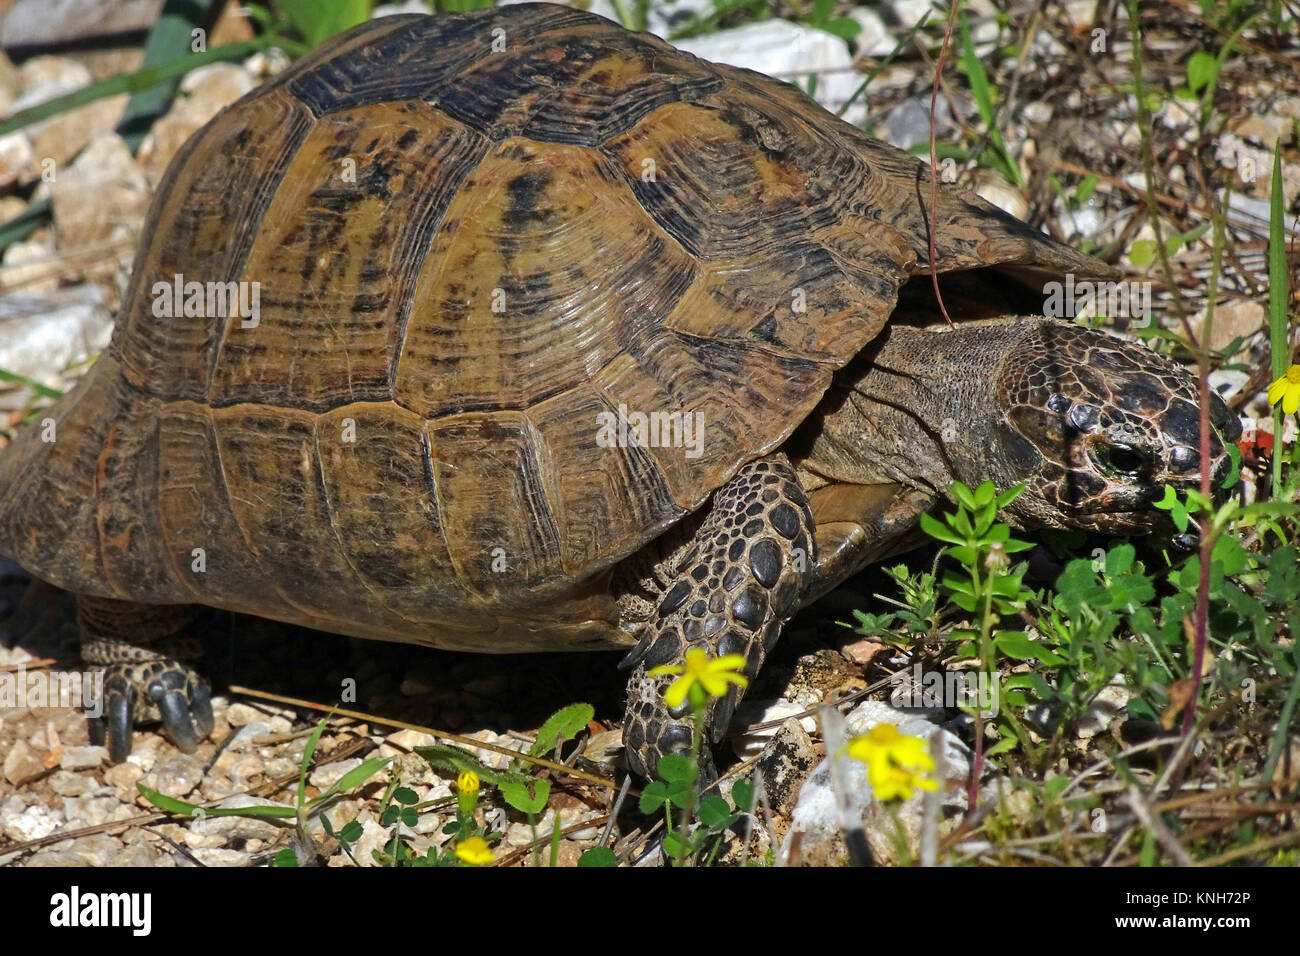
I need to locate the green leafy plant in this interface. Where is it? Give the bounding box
[529,702,594,759]
[804,0,860,41]
[272,0,371,48]
[639,759,757,865]
[634,648,757,865]
[412,701,602,866]
[847,562,941,646]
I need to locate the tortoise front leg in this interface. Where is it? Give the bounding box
[619,454,814,782]
[77,595,213,762]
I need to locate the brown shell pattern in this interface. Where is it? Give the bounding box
[0,4,1101,650]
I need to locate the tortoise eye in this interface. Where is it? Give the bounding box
[1101,444,1146,476]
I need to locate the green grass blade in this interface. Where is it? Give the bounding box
[0,369,64,400]
[0,198,51,253]
[306,756,391,807]
[0,39,270,140]
[297,717,328,812]
[136,784,295,817]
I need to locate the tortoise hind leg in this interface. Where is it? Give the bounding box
[619,454,814,782]
[77,595,213,762]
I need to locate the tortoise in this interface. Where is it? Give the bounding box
[0,3,1239,779]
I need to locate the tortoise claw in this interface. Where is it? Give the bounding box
[149,673,200,754]
[102,669,138,764]
[191,679,215,739]
[96,659,212,762]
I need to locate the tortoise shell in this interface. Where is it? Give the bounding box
[0,3,1100,651]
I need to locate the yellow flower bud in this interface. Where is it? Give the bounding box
[457,769,480,795]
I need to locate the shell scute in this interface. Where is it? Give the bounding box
[209,100,487,412]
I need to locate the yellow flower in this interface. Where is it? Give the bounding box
[454,835,494,866]
[456,769,480,819]
[845,724,939,802]
[649,647,748,710]
[457,770,480,795]
[1268,364,1300,415]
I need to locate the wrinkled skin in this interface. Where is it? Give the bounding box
[794,319,1241,544]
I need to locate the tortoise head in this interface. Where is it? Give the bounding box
[987,323,1241,543]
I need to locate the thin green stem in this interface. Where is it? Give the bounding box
[966,561,992,818]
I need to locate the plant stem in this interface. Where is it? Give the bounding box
[1183,198,1227,737]
[682,697,706,866]
[966,561,992,818]
[1268,139,1290,503]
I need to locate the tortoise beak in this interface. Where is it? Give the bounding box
[1163,394,1240,551]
